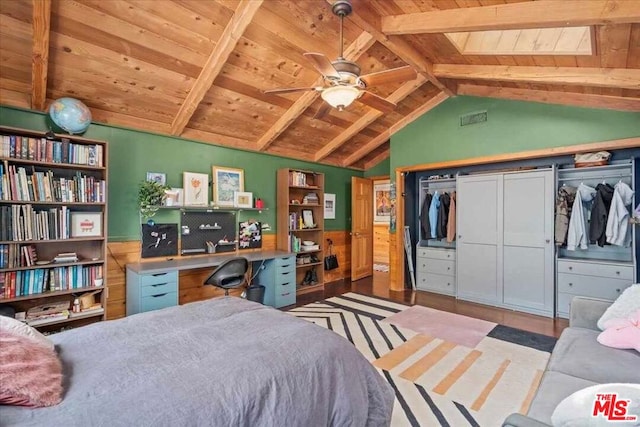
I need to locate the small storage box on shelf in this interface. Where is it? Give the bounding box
[0,126,108,331]
[277,169,325,297]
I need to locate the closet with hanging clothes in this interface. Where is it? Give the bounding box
[555,160,636,318]
[416,176,457,295]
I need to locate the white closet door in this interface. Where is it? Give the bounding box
[457,174,502,304]
[502,170,555,315]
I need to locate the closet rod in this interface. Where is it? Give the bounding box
[557,173,632,181]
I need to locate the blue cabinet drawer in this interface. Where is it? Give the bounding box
[274,284,295,308]
[275,256,295,268]
[140,292,178,313]
[140,281,178,297]
[140,271,178,287]
[276,270,295,285]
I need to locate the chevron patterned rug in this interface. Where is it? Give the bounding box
[288,292,557,427]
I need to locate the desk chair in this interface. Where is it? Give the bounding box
[204,257,249,296]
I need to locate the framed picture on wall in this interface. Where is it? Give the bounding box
[146,172,166,186]
[374,180,391,223]
[212,166,244,207]
[183,172,209,206]
[324,193,336,219]
[234,191,253,208]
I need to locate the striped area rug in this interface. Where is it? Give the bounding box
[288,293,556,427]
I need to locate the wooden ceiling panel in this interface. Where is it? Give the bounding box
[0,0,636,168]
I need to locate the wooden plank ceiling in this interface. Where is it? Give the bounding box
[1,0,639,170]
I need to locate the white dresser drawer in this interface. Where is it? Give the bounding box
[417,247,455,261]
[416,258,455,276]
[557,273,631,300]
[416,272,455,295]
[557,260,634,280]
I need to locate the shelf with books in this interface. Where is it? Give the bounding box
[0,125,108,329]
[27,308,105,328]
[277,168,325,299]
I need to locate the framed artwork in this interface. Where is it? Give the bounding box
[146,172,166,186]
[324,193,336,219]
[164,188,183,207]
[374,180,391,223]
[212,166,244,207]
[70,212,102,237]
[302,209,315,228]
[183,172,209,206]
[234,191,253,208]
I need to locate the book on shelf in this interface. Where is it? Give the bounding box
[1,134,104,167]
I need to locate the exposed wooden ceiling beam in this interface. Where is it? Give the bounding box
[458,84,640,112]
[170,0,263,136]
[346,0,453,97]
[343,92,448,166]
[31,0,51,111]
[363,148,391,170]
[255,31,375,151]
[433,65,640,89]
[381,0,640,35]
[314,75,428,162]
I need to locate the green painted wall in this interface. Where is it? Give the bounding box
[364,157,390,178]
[0,106,362,240]
[391,96,640,172]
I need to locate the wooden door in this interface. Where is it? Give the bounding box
[502,170,555,315]
[456,174,502,304]
[351,177,373,281]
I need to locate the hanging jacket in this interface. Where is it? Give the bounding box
[446,191,456,243]
[420,192,432,240]
[436,192,450,239]
[566,183,596,251]
[606,182,634,247]
[589,183,615,247]
[554,186,577,246]
[429,192,440,239]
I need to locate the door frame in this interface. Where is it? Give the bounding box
[369,175,391,269]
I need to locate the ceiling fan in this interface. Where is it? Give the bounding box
[263,0,417,118]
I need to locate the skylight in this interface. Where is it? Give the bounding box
[445,27,594,56]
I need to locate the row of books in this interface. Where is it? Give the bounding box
[0,264,104,299]
[1,134,104,167]
[0,163,106,203]
[0,243,37,269]
[0,205,74,241]
[288,234,303,253]
[289,171,313,187]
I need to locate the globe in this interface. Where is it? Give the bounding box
[48,97,92,134]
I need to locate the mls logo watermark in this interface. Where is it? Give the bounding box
[592,393,638,422]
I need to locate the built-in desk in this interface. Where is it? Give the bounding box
[126,250,295,315]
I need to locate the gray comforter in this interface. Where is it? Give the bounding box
[1,297,393,426]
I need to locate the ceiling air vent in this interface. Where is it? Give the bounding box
[460,110,487,127]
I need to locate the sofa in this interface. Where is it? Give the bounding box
[503,296,640,427]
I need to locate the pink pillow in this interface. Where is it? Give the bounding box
[0,331,63,407]
[597,310,640,353]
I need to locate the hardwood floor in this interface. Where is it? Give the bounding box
[297,271,569,338]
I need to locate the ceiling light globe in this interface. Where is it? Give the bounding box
[321,86,360,110]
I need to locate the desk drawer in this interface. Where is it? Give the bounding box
[417,248,455,261]
[140,271,178,287]
[557,260,633,280]
[275,256,295,268]
[557,273,630,300]
[276,271,295,287]
[275,284,295,308]
[417,258,455,276]
[140,281,178,297]
[140,292,178,313]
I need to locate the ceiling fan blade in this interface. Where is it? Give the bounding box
[313,102,332,120]
[263,87,320,94]
[358,65,417,87]
[303,53,341,79]
[357,91,397,113]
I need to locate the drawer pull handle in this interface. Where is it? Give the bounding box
[151,283,168,287]
[152,273,168,277]
[281,272,291,275]
[616,271,620,275]
[568,266,573,270]
[151,293,168,298]
[447,267,451,270]
[447,283,450,286]
[568,283,573,287]
[282,292,290,296]
[281,282,290,286]
[616,289,621,293]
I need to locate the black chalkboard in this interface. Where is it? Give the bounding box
[141,223,178,258]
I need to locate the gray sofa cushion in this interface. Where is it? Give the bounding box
[547,327,640,384]
[527,371,597,425]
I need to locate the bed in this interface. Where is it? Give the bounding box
[0,297,394,426]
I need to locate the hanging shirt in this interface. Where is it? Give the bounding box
[446,191,456,243]
[606,181,634,247]
[589,183,615,247]
[436,192,450,240]
[566,183,596,251]
[420,192,433,240]
[429,192,440,239]
[554,186,577,246]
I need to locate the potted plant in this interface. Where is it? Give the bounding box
[138,180,169,219]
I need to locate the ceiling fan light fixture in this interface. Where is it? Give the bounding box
[321,86,359,111]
